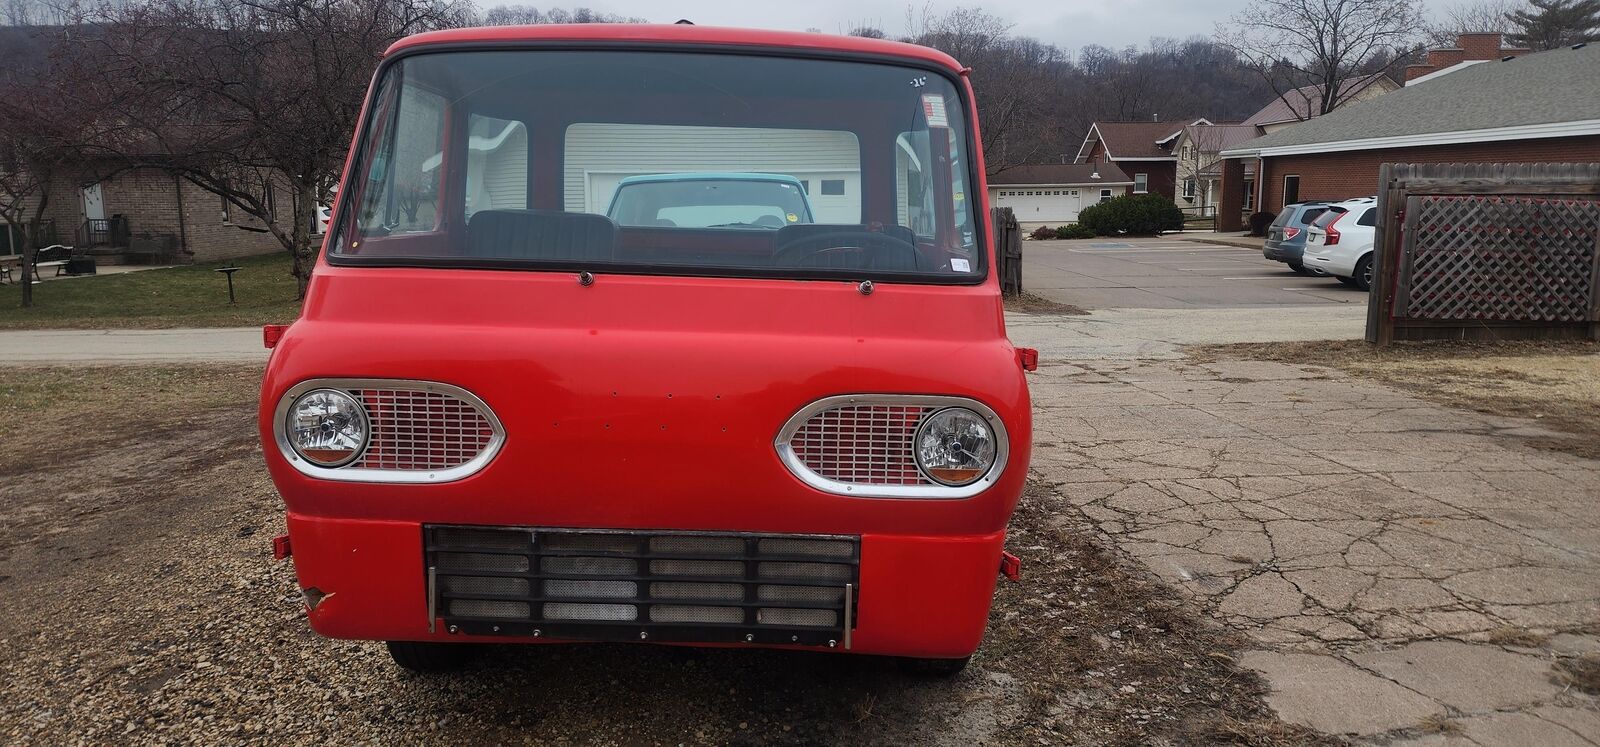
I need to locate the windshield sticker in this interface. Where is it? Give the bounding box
[786,213,799,222]
[921,94,948,127]
[951,258,971,272]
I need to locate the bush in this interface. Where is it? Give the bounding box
[1248,211,1275,236]
[1029,225,1058,241]
[1055,224,1095,240]
[1075,194,1185,236]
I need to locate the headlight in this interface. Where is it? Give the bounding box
[914,407,997,486]
[286,389,368,467]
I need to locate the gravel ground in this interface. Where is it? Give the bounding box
[0,365,1323,745]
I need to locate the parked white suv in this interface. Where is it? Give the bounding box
[1303,197,1378,290]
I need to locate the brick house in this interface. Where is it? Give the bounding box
[1074,119,1207,200]
[1215,35,1593,231]
[2,162,294,264]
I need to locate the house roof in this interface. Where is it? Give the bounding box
[1074,120,1195,161]
[1222,43,1600,158]
[1240,73,1394,127]
[990,163,1132,186]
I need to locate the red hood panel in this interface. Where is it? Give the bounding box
[261,267,1030,537]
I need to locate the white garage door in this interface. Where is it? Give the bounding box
[991,187,1083,223]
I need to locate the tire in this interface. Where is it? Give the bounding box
[1287,260,1308,275]
[385,641,479,673]
[1336,275,1358,287]
[897,656,972,677]
[1353,254,1374,291]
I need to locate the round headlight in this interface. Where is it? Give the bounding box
[287,389,369,467]
[914,407,998,486]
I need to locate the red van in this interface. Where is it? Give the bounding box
[259,24,1032,676]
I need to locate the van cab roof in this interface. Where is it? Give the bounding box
[385,24,967,73]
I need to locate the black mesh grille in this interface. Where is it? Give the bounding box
[425,526,860,646]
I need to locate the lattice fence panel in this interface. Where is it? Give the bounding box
[1404,195,1600,322]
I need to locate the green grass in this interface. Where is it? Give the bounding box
[0,252,303,329]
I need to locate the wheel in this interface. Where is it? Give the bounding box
[897,656,971,677]
[1353,254,1374,291]
[1287,260,1308,275]
[385,641,478,673]
[1336,275,1358,287]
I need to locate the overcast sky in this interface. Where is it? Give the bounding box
[563,0,1470,52]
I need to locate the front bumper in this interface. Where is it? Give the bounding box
[286,512,1006,659]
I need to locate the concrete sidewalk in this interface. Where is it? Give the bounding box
[1008,307,1368,361]
[0,327,266,365]
[1029,356,1600,744]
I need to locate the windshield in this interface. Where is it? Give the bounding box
[332,49,983,282]
[608,177,813,229]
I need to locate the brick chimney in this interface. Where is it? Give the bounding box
[1405,32,1532,83]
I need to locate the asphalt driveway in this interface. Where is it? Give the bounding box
[1024,236,1367,309]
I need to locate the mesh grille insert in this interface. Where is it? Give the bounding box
[427,527,860,644]
[788,404,936,486]
[348,388,496,471]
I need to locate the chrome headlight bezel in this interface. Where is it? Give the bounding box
[285,388,370,467]
[271,378,504,484]
[774,395,1009,499]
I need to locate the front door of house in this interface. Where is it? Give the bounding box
[82,183,107,222]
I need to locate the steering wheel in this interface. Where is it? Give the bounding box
[772,231,922,271]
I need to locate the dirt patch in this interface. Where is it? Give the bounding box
[1004,292,1089,316]
[1554,654,1600,695]
[0,365,1313,744]
[1189,339,1600,460]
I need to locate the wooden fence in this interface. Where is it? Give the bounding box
[993,206,1023,296]
[1368,163,1600,344]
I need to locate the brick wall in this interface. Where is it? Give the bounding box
[100,168,288,263]
[1256,135,1600,212]
[1116,160,1177,201]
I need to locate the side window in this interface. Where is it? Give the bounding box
[357,83,446,233]
[1357,207,1377,226]
[1300,208,1325,225]
[464,115,528,220]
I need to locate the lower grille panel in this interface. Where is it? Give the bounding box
[426,526,860,646]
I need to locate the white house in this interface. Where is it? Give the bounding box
[987,163,1133,227]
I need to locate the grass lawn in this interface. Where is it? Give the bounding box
[0,252,302,330]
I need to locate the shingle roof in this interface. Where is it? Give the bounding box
[990,163,1132,185]
[1240,73,1393,127]
[1082,121,1191,160]
[1223,43,1600,156]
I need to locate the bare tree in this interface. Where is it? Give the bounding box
[1426,0,1520,44]
[1217,0,1425,121]
[478,5,645,25]
[73,0,470,297]
[0,42,81,308]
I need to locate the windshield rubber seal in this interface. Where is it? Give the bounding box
[325,41,990,287]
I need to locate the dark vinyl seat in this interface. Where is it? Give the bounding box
[466,209,618,262]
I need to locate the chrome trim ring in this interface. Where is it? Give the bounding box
[774,394,1008,499]
[273,378,505,484]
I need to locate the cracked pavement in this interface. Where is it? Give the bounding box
[1025,346,1600,745]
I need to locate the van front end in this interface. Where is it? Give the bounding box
[261,25,1031,674]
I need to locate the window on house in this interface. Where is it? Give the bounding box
[1100,188,1113,203]
[1182,178,1196,199]
[220,193,231,224]
[266,184,277,220]
[1243,179,1256,210]
[1134,173,1149,194]
[798,180,810,194]
[820,179,845,196]
[1283,175,1301,206]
